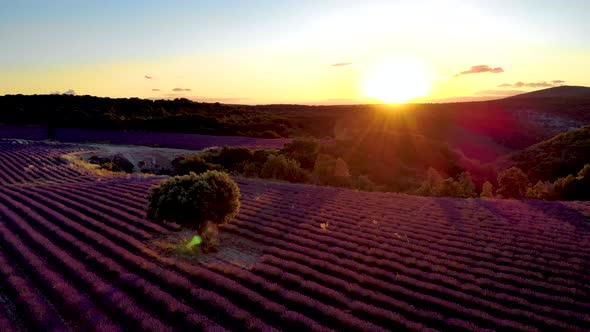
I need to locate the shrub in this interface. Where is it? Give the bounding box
[526,180,552,199]
[280,138,320,169]
[480,181,494,198]
[111,154,135,173]
[146,171,240,252]
[312,154,351,187]
[415,167,443,196]
[172,155,210,175]
[496,167,529,199]
[455,172,476,198]
[550,164,590,200]
[242,161,262,177]
[352,175,376,191]
[260,155,307,183]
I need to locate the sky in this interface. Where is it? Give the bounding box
[1,0,589,104]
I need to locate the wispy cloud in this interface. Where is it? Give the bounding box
[144,75,153,79]
[50,89,76,95]
[455,65,504,77]
[152,88,160,91]
[498,80,566,88]
[331,62,353,67]
[172,88,191,92]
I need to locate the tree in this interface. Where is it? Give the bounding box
[146,171,240,252]
[526,180,552,200]
[496,167,529,199]
[456,172,476,198]
[171,155,210,175]
[480,181,494,198]
[260,155,307,183]
[415,167,443,196]
[280,138,320,169]
[312,154,351,187]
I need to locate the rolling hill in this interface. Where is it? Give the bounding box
[0,139,589,331]
[497,125,590,182]
[505,86,590,99]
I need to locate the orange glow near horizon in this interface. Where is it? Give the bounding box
[361,62,431,104]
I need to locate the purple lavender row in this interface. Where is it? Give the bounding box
[247,193,590,263]
[1,191,229,331]
[249,258,443,332]
[254,204,590,295]
[0,205,122,331]
[204,261,388,332]
[242,202,590,292]
[14,186,155,246]
[243,184,590,249]
[237,203,589,297]
[27,186,156,240]
[0,188,232,331]
[0,187,274,331]
[0,193,178,331]
[232,210,590,316]
[262,242,588,331]
[43,184,168,233]
[224,222,587,330]
[0,249,65,330]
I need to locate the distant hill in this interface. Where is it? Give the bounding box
[506,86,590,99]
[496,125,590,182]
[2,93,590,162]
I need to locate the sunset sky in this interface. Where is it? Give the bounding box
[1,0,589,104]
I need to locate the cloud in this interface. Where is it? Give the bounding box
[152,88,161,91]
[172,88,191,92]
[455,65,504,77]
[498,80,566,88]
[331,62,353,67]
[144,75,152,79]
[51,89,76,95]
[475,90,526,96]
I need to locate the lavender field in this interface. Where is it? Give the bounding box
[0,124,290,150]
[0,139,589,331]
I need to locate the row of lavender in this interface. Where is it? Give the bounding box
[0,140,589,330]
[0,124,290,150]
[0,139,93,185]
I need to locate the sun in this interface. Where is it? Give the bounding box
[362,62,431,103]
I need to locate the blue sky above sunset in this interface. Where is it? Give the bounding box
[1,0,589,104]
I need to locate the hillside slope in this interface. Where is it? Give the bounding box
[506,86,590,99]
[497,125,590,181]
[0,140,589,331]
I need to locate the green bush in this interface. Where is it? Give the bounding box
[260,155,307,183]
[146,171,240,251]
[171,155,210,175]
[242,161,263,177]
[280,138,320,169]
[496,167,529,199]
[209,147,254,173]
[550,164,590,200]
[415,167,443,196]
[312,154,351,187]
[526,181,552,199]
[352,175,376,191]
[480,181,494,198]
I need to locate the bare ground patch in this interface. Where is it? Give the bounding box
[149,229,265,269]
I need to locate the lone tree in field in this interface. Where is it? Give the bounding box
[146,170,240,252]
[496,167,529,199]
